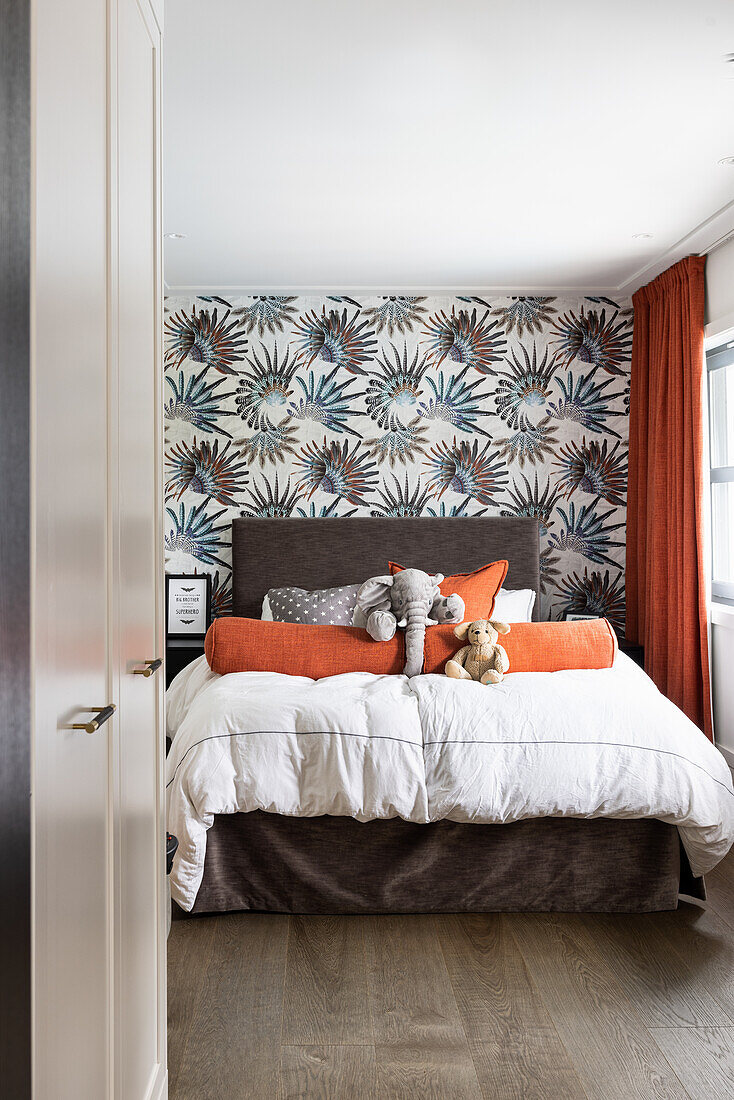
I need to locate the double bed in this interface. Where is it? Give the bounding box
[166,517,734,914]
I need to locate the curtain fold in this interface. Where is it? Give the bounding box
[626,254,712,738]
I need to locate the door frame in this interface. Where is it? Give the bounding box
[0,0,32,1094]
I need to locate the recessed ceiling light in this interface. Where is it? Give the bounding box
[717,156,734,167]
[632,233,653,240]
[164,232,187,239]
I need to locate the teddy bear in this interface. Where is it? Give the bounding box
[445,619,511,685]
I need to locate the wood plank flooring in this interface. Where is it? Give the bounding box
[168,849,734,1099]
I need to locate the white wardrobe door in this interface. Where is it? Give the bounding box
[111,1,166,1097]
[33,0,111,1096]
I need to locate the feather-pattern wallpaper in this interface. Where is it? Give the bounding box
[164,294,632,628]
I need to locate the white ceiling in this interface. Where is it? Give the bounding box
[163,0,734,293]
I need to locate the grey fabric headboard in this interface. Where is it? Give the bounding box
[231,517,541,621]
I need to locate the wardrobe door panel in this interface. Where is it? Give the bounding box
[33,1,110,1096]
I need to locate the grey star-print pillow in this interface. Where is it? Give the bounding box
[262,584,361,626]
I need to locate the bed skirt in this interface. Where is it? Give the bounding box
[183,812,705,915]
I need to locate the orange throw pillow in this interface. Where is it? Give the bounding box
[388,560,508,621]
[423,618,618,676]
[205,617,405,678]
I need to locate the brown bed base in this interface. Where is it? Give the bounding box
[185,812,705,916]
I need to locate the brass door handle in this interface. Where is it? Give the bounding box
[133,658,162,678]
[71,704,116,734]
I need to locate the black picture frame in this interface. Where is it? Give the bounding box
[166,574,211,639]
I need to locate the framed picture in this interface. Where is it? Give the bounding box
[166,574,211,639]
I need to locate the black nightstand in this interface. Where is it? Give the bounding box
[166,638,206,688]
[617,637,644,669]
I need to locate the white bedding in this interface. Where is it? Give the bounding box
[166,653,734,910]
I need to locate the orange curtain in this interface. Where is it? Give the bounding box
[626,255,712,738]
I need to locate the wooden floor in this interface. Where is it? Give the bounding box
[168,850,734,1099]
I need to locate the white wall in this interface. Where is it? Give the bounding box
[705,240,734,762]
[705,237,734,335]
[711,607,734,764]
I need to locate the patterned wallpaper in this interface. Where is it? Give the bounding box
[163,294,632,628]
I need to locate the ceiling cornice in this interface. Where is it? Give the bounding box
[618,196,734,295]
[164,284,625,298]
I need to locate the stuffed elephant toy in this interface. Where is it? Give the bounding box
[354,568,465,677]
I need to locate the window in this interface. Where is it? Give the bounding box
[707,338,734,602]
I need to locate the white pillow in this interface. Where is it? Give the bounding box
[493,587,536,623]
[261,594,273,620]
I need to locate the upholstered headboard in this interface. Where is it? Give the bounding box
[231,517,541,621]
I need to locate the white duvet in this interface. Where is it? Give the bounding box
[166,653,734,910]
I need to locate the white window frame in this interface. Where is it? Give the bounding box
[706,336,734,605]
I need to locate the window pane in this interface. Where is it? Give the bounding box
[712,481,734,585]
[710,362,734,468]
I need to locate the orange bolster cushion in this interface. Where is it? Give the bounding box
[388,559,508,621]
[205,617,406,678]
[423,618,618,675]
